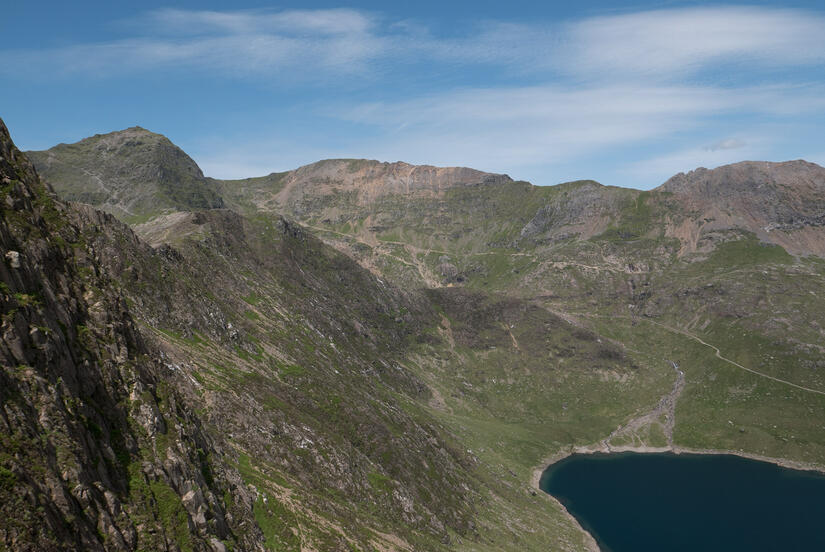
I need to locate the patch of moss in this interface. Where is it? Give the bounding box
[244,309,260,321]
[13,292,40,307]
[0,466,17,490]
[279,364,305,378]
[149,479,194,552]
[126,462,192,552]
[366,471,392,493]
[253,492,301,552]
[590,191,656,243]
[242,293,262,306]
[705,234,792,267]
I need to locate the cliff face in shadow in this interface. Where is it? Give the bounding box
[2,119,496,551]
[0,118,259,551]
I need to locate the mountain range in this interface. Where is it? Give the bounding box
[2,120,824,551]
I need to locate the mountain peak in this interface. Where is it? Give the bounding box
[657,159,825,195]
[0,117,40,198]
[27,127,222,222]
[280,157,513,203]
[654,158,825,256]
[62,125,170,148]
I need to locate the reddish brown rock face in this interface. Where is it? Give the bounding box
[657,160,825,256]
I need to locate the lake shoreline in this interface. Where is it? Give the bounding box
[530,443,825,552]
[531,443,825,490]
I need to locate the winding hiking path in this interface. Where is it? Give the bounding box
[503,322,521,351]
[302,223,443,285]
[642,319,825,397]
[302,223,649,287]
[572,312,825,397]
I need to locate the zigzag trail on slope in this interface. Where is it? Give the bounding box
[302,224,643,284]
[528,342,825,552]
[528,359,685,552]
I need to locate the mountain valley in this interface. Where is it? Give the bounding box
[2,120,824,551]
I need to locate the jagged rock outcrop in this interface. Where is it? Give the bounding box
[0,118,259,551]
[658,160,825,215]
[8,119,489,551]
[519,180,618,241]
[658,161,825,256]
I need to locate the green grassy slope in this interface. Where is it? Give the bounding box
[20,125,825,550]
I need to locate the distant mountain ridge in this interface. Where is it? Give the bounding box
[27,127,825,259]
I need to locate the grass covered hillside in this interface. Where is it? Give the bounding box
[12,122,825,551]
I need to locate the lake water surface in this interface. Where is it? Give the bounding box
[539,452,825,551]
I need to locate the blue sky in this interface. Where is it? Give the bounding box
[3,1,825,189]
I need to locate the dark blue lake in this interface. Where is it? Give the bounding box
[539,452,825,552]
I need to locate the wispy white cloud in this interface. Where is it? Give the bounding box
[706,138,746,152]
[8,8,388,80]
[6,6,825,186]
[11,36,383,80]
[142,8,376,36]
[330,83,825,167]
[6,6,825,81]
[191,81,825,186]
[558,6,825,80]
